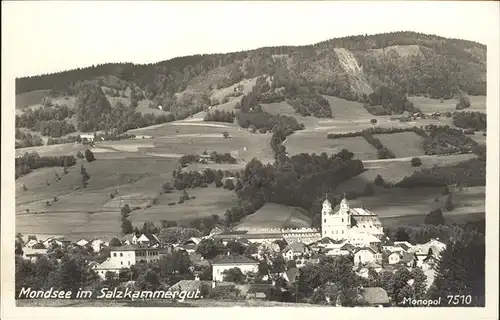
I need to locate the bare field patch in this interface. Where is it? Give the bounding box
[285,133,377,160]
[408,95,486,113]
[129,121,238,136]
[346,187,450,218]
[323,95,373,119]
[210,77,258,102]
[374,132,425,158]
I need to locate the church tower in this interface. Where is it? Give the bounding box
[321,195,351,240]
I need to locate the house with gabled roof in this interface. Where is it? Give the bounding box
[281,241,310,261]
[211,254,259,283]
[24,238,40,249]
[354,247,382,266]
[76,239,89,247]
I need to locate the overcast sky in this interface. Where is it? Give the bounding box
[2,1,499,78]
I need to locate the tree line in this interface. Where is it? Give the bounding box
[203,110,235,123]
[396,158,486,188]
[15,152,76,179]
[452,111,486,131]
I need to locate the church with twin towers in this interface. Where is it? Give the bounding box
[320,195,384,244]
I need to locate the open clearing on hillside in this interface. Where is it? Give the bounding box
[336,153,477,191]
[408,95,486,113]
[285,132,377,160]
[15,90,51,109]
[323,95,373,119]
[374,132,425,158]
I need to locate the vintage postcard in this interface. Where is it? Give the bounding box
[1,1,499,319]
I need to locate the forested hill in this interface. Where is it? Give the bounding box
[16,31,486,106]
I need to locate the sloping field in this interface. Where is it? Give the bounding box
[285,132,377,160]
[210,77,258,103]
[344,187,452,218]
[15,89,51,109]
[16,155,238,240]
[234,203,312,231]
[336,153,478,192]
[323,95,373,119]
[408,95,486,113]
[374,132,425,158]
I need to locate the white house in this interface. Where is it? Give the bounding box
[90,239,105,253]
[387,252,402,265]
[211,255,259,283]
[24,239,40,249]
[94,245,162,278]
[354,247,382,266]
[22,248,48,262]
[281,241,310,261]
[80,134,95,142]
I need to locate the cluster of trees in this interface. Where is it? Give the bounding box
[452,111,486,131]
[455,95,471,110]
[203,110,235,123]
[363,86,420,115]
[74,82,203,134]
[15,104,75,129]
[423,125,478,155]
[179,151,238,167]
[15,152,76,179]
[225,149,364,225]
[15,129,43,149]
[170,167,238,190]
[396,158,486,188]
[47,135,79,146]
[236,110,304,135]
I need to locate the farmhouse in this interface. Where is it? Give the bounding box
[79,134,95,142]
[211,254,259,283]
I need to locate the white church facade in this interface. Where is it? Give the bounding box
[321,196,384,244]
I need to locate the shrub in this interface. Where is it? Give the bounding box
[76,151,84,159]
[85,149,96,162]
[411,157,422,167]
[374,174,384,186]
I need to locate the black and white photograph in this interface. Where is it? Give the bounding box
[1,1,499,319]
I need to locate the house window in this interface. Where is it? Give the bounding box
[113,253,116,257]
[342,218,344,223]
[120,253,123,257]
[128,261,131,265]
[324,219,326,223]
[121,261,123,265]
